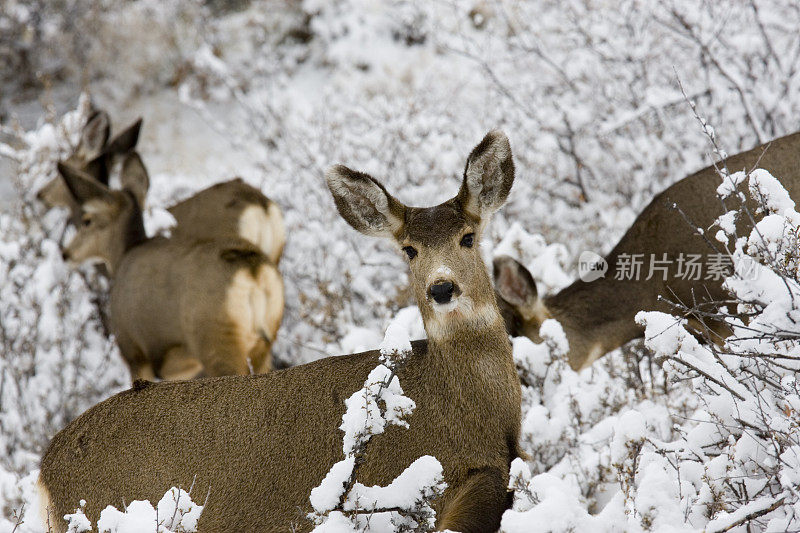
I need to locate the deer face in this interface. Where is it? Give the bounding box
[61,191,129,266]
[327,130,514,341]
[493,255,544,341]
[57,153,149,273]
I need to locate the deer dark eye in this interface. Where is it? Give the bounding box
[82,217,92,227]
[402,246,418,260]
[460,233,474,248]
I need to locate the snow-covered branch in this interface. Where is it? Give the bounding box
[309,318,446,532]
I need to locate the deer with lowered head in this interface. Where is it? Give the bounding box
[57,154,283,380]
[37,109,285,264]
[38,130,522,532]
[494,130,800,371]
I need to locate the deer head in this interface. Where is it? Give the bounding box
[493,255,545,342]
[37,114,143,213]
[327,130,514,341]
[58,152,149,273]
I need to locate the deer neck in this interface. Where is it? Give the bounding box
[424,297,512,367]
[107,191,148,274]
[544,277,643,370]
[422,298,520,445]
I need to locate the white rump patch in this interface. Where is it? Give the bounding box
[35,476,53,531]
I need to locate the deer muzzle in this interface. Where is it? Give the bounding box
[428,280,459,304]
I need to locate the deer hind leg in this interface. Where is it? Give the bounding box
[186,323,251,377]
[159,346,204,381]
[248,333,272,374]
[437,466,510,533]
[114,333,156,382]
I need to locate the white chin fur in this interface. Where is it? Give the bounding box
[426,297,501,340]
[431,298,459,314]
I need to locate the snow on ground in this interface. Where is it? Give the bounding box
[2,0,800,531]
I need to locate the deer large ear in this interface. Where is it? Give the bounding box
[57,162,114,205]
[120,152,150,207]
[493,255,538,312]
[458,130,514,220]
[106,118,143,155]
[76,110,111,160]
[326,165,406,239]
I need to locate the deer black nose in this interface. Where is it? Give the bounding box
[429,281,455,304]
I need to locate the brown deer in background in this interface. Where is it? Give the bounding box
[38,130,522,533]
[37,110,286,264]
[36,109,143,220]
[494,130,800,370]
[57,156,283,380]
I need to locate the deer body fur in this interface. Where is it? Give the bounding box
[110,235,281,379]
[57,157,283,380]
[168,178,286,265]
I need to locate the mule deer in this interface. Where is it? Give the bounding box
[494,130,800,370]
[38,130,522,533]
[38,109,286,264]
[57,155,283,380]
[36,110,142,215]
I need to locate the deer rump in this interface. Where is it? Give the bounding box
[109,237,280,379]
[39,340,512,532]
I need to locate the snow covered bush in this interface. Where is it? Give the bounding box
[0,0,210,114]
[429,0,800,243]
[503,160,800,530]
[63,487,203,533]
[309,316,446,532]
[630,165,800,531]
[503,320,692,531]
[0,98,129,529]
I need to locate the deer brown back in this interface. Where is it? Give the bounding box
[495,130,800,370]
[167,178,286,265]
[38,130,521,533]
